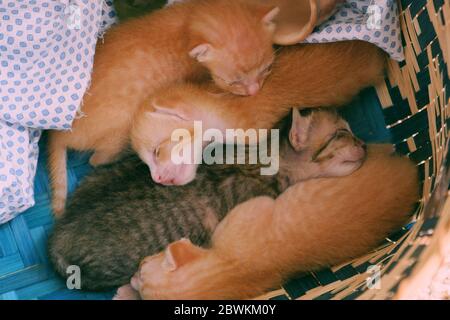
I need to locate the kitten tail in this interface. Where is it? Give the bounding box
[48,133,68,217]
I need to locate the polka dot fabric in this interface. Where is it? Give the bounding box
[0,0,116,224]
[304,0,404,61]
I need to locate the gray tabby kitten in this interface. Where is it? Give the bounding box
[48,109,366,291]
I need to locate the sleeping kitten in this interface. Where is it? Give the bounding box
[132,40,386,185]
[48,109,366,291]
[48,0,279,215]
[119,144,419,300]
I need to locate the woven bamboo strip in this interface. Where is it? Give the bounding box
[445,1,450,77]
[331,274,371,300]
[375,80,394,109]
[427,0,450,77]
[402,7,422,57]
[422,157,431,202]
[387,57,401,88]
[296,275,358,300]
[395,192,450,299]
[357,204,426,299]
[427,85,439,179]
[412,15,421,37]
[350,243,396,268]
[403,65,419,112]
[254,288,289,300]
[407,136,417,152]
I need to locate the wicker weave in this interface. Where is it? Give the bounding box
[0,0,449,300]
[261,0,450,300]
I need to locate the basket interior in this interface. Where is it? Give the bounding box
[0,0,449,300]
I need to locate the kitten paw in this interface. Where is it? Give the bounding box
[89,151,115,167]
[51,202,65,217]
[113,284,141,300]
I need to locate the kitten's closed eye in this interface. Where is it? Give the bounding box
[154,146,161,159]
[214,74,241,87]
[212,64,272,96]
[312,129,363,163]
[228,79,242,87]
[261,64,272,75]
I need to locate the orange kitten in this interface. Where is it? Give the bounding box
[132,41,387,185]
[48,0,279,215]
[119,144,419,300]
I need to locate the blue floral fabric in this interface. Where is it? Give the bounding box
[0,0,116,224]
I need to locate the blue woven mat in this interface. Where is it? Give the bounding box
[0,88,390,300]
[0,135,114,300]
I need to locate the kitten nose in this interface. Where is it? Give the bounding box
[355,138,366,149]
[156,175,175,185]
[246,83,260,96]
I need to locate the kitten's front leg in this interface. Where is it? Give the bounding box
[135,242,249,300]
[89,139,126,166]
[89,149,122,166]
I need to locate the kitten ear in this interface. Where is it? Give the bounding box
[145,99,191,122]
[145,110,189,122]
[289,108,313,151]
[162,239,205,272]
[189,43,213,62]
[317,0,344,24]
[270,0,317,45]
[261,6,280,26]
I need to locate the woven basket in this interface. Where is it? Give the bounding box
[261,0,450,300]
[0,0,449,300]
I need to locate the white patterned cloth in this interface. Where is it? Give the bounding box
[304,0,404,61]
[0,0,116,224]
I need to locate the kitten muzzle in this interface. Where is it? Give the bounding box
[246,82,261,96]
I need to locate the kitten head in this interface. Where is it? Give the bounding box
[189,0,279,96]
[131,97,200,186]
[279,108,367,184]
[129,238,207,300]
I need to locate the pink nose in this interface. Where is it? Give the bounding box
[246,83,260,96]
[154,174,175,185]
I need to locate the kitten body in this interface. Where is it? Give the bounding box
[49,155,278,290]
[49,109,365,290]
[124,144,419,300]
[48,0,278,215]
[132,40,387,185]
